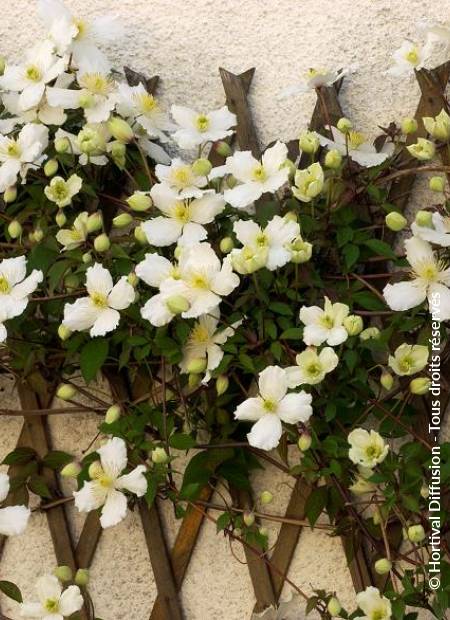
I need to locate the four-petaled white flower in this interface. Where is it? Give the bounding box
[73,437,147,528]
[179,309,241,383]
[412,212,450,247]
[355,586,392,620]
[279,67,350,98]
[63,263,135,337]
[387,39,432,77]
[155,158,208,199]
[232,215,300,271]
[383,236,450,320]
[234,365,313,451]
[319,127,394,168]
[171,105,236,149]
[286,347,339,387]
[116,83,174,141]
[0,40,65,112]
[299,297,350,346]
[0,123,49,192]
[45,173,82,207]
[56,211,89,251]
[20,574,83,619]
[348,428,389,469]
[143,183,225,246]
[388,343,429,376]
[0,472,30,536]
[221,142,289,209]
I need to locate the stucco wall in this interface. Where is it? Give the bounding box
[0,0,448,618]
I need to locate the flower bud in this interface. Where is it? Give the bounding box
[373,508,382,526]
[64,274,79,291]
[31,228,44,243]
[192,158,212,176]
[415,210,433,227]
[284,211,298,222]
[82,252,92,264]
[166,295,190,315]
[0,57,5,76]
[188,373,201,389]
[408,524,426,543]
[79,92,94,109]
[290,238,312,264]
[56,384,77,401]
[44,159,59,177]
[134,225,148,244]
[86,212,103,233]
[281,158,297,178]
[74,569,90,587]
[407,138,435,161]
[299,131,319,154]
[113,213,133,228]
[380,371,394,391]
[385,211,407,231]
[216,374,229,396]
[215,140,232,157]
[374,558,392,575]
[327,597,341,617]
[78,127,103,154]
[110,140,126,162]
[337,117,353,133]
[127,272,139,287]
[127,192,152,212]
[60,462,81,478]
[4,186,17,203]
[226,175,237,189]
[58,325,72,341]
[324,148,342,169]
[219,237,234,254]
[409,377,431,395]
[8,220,22,239]
[420,484,429,499]
[55,137,70,154]
[234,528,242,537]
[401,117,418,135]
[108,117,134,143]
[260,491,273,505]
[343,314,363,336]
[94,233,110,253]
[105,404,121,424]
[243,511,255,527]
[360,327,380,341]
[186,357,207,374]
[53,566,73,583]
[151,447,169,464]
[259,526,268,537]
[298,432,312,452]
[55,210,67,227]
[429,176,445,192]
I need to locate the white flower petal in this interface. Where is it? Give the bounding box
[258,365,287,402]
[135,254,173,288]
[63,297,100,332]
[90,307,120,336]
[98,436,127,479]
[247,414,282,450]
[86,263,113,297]
[277,392,313,424]
[0,472,10,502]
[107,277,135,310]
[0,505,30,536]
[74,480,107,513]
[100,489,128,528]
[142,217,183,246]
[428,282,450,321]
[116,465,147,497]
[384,281,427,311]
[58,586,84,617]
[234,397,265,421]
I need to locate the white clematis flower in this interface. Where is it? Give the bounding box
[171,105,236,149]
[20,574,83,619]
[45,173,82,207]
[232,215,300,271]
[155,159,208,199]
[279,67,349,98]
[222,142,289,209]
[388,343,429,376]
[0,255,43,330]
[73,437,147,528]
[286,347,339,387]
[412,212,450,247]
[140,278,190,327]
[234,366,313,451]
[0,123,49,191]
[142,183,225,247]
[56,211,89,251]
[135,253,179,289]
[299,297,350,346]
[0,40,65,112]
[319,127,394,168]
[387,39,432,77]
[1,90,67,129]
[179,309,241,383]
[62,263,135,337]
[355,586,392,620]
[348,429,389,469]
[0,472,30,536]
[116,83,174,141]
[383,236,450,320]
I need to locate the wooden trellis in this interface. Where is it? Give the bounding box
[1,61,450,620]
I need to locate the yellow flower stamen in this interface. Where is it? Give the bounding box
[78,72,114,96]
[0,276,10,294]
[348,131,366,150]
[252,164,267,182]
[25,65,42,82]
[91,292,108,308]
[195,114,210,133]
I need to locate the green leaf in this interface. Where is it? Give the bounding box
[3,447,36,465]
[280,327,303,340]
[353,291,386,311]
[80,338,109,382]
[42,451,74,470]
[216,512,232,532]
[342,244,360,270]
[269,302,293,316]
[0,581,23,603]
[364,239,397,259]
[169,434,196,450]
[28,475,52,499]
[305,486,328,526]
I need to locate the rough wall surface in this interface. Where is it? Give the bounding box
[0,1,447,618]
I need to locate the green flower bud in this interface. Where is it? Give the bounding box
[259,526,268,537]
[337,117,353,133]
[53,566,73,583]
[44,159,59,177]
[186,358,207,374]
[343,314,363,336]
[188,373,201,389]
[281,158,297,179]
[151,447,169,464]
[215,140,232,157]
[110,140,126,159]
[113,213,133,228]
[284,211,298,223]
[127,272,139,287]
[215,374,229,396]
[409,377,431,395]
[408,524,426,543]
[401,117,418,135]
[298,432,312,452]
[192,158,212,176]
[77,127,104,154]
[56,384,77,401]
[134,225,148,245]
[374,558,392,575]
[86,212,103,233]
[4,186,17,203]
[290,238,312,264]
[58,325,72,341]
[166,295,190,315]
[79,92,94,109]
[127,192,152,212]
[429,176,445,192]
[226,175,237,189]
[82,252,92,264]
[415,210,433,227]
[260,491,273,505]
[94,233,110,253]
[420,483,429,499]
[60,462,81,478]
[8,220,22,239]
[380,371,394,391]
[105,404,121,424]
[219,237,234,254]
[31,228,44,243]
[54,137,70,154]
[327,597,342,617]
[324,148,342,169]
[243,511,255,527]
[108,117,134,143]
[360,327,380,341]
[0,57,6,76]
[64,274,79,291]
[299,131,319,154]
[55,210,67,227]
[385,211,407,231]
[74,569,90,587]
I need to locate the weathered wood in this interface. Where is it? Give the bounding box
[124,66,160,94]
[75,511,103,569]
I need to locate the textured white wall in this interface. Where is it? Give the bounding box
[0,1,446,618]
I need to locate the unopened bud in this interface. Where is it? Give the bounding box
[31,228,44,243]
[134,225,148,244]
[55,210,67,227]
[380,371,394,391]
[58,325,72,341]
[192,158,212,176]
[79,92,94,109]
[113,213,133,228]
[360,327,380,341]
[243,511,255,527]
[226,175,237,189]
[186,358,207,374]
[219,237,234,254]
[343,314,363,336]
[74,569,90,587]
[216,374,229,396]
[409,377,431,395]
[127,191,152,212]
[259,526,268,537]
[327,597,342,617]
[337,117,353,133]
[60,462,81,478]
[385,211,407,231]
[64,274,79,291]
[260,491,273,505]
[374,558,392,575]
[56,384,77,401]
[4,186,17,203]
[166,295,190,315]
[82,252,92,264]
[86,212,103,233]
[281,158,296,178]
[429,176,445,192]
[420,484,429,499]
[127,272,139,287]
[215,141,232,157]
[188,373,201,389]
[94,233,110,252]
[324,148,342,169]
[299,131,319,154]
[0,57,5,76]
[8,220,22,239]
[44,159,59,177]
[105,404,121,424]
[53,566,72,583]
[408,524,426,543]
[415,210,433,227]
[298,432,312,452]
[151,447,169,464]
[401,117,418,135]
[108,117,134,143]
